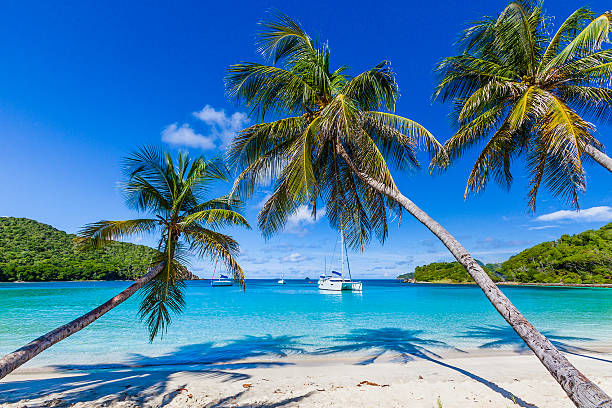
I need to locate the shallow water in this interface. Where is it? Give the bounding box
[1,280,610,368]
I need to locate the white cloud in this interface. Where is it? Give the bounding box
[161,123,216,150]
[285,205,326,235]
[535,206,612,223]
[527,225,558,231]
[254,193,273,210]
[161,105,249,151]
[192,105,249,147]
[281,252,311,263]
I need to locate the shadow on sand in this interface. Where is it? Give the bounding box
[460,325,611,363]
[0,334,305,407]
[315,327,538,408]
[1,327,606,407]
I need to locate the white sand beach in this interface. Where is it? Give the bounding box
[2,350,610,408]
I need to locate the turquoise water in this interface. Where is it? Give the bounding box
[1,280,611,369]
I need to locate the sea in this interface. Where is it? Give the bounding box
[1,280,611,369]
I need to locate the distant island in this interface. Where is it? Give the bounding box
[399,222,612,285]
[0,217,198,281]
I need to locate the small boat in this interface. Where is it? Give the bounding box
[278,264,286,284]
[210,256,233,286]
[211,274,233,287]
[318,230,362,292]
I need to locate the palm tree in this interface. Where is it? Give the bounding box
[0,147,249,380]
[434,2,612,210]
[225,13,611,407]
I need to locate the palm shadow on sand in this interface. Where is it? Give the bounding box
[315,327,538,408]
[460,325,611,363]
[0,334,305,406]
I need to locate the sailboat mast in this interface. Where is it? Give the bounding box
[340,229,344,278]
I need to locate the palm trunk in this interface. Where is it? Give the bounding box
[584,144,612,173]
[336,144,611,408]
[0,263,164,380]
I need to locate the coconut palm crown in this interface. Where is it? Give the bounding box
[434,1,612,209]
[78,147,249,340]
[225,13,441,249]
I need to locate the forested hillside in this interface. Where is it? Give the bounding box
[403,223,612,284]
[501,223,612,284]
[0,217,165,281]
[413,260,502,283]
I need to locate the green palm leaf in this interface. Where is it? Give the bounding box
[79,146,248,340]
[436,2,612,209]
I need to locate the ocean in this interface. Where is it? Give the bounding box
[1,280,611,369]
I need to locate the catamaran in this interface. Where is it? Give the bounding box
[211,274,233,287]
[210,256,233,287]
[318,230,362,292]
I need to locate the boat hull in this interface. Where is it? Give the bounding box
[318,278,362,291]
[211,280,233,287]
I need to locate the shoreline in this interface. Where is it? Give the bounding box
[399,280,612,288]
[2,349,610,407]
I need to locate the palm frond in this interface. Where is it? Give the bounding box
[138,254,186,342]
[182,224,245,287]
[546,13,611,69]
[256,11,315,63]
[182,209,251,230]
[342,61,398,112]
[76,219,159,249]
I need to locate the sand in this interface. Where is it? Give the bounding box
[1,350,610,407]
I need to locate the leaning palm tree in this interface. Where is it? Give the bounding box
[0,147,249,380]
[225,13,611,407]
[434,2,612,210]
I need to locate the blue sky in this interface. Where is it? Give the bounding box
[1,0,611,278]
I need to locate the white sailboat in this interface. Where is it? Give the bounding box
[210,255,233,287]
[318,230,362,292]
[278,264,286,284]
[211,274,233,287]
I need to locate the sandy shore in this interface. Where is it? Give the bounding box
[1,350,610,407]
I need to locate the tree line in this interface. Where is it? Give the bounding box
[409,223,612,284]
[0,217,158,281]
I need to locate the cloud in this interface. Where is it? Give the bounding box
[535,206,612,223]
[254,193,273,210]
[192,105,249,147]
[162,105,249,151]
[527,225,558,231]
[241,255,268,265]
[281,252,312,263]
[161,123,216,150]
[285,205,325,235]
[394,256,414,266]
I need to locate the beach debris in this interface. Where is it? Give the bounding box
[242,383,252,388]
[418,375,424,380]
[188,394,193,399]
[357,380,382,387]
[176,388,189,392]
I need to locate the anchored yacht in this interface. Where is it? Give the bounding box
[318,230,362,292]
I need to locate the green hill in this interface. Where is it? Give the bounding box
[500,223,612,284]
[402,223,612,284]
[413,260,502,283]
[0,217,161,281]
